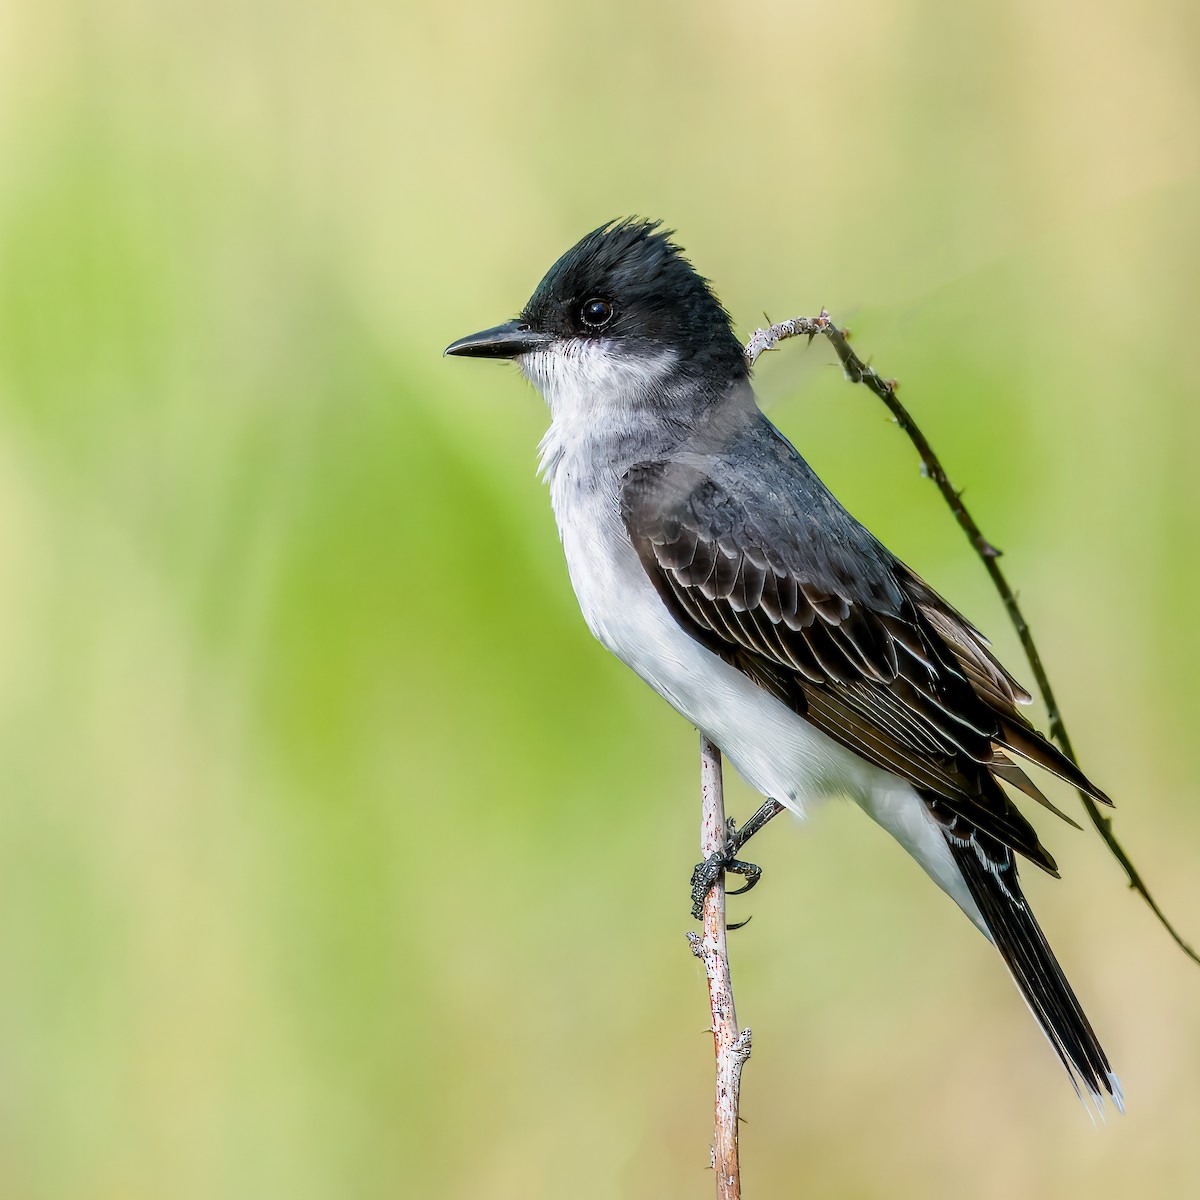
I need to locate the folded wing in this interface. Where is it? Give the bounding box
[620,458,1112,877]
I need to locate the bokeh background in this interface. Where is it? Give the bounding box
[1,1,1198,1196]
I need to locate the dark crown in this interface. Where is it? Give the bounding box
[522,219,747,379]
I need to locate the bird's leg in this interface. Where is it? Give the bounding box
[730,798,786,851]
[690,799,786,922]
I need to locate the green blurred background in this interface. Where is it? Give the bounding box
[0,1,1197,1196]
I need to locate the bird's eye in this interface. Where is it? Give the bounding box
[579,297,614,329]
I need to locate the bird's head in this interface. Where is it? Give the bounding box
[445,220,748,406]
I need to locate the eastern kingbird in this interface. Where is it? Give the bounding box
[445,219,1121,1111]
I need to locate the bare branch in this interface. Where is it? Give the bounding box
[745,312,1199,966]
[689,735,752,1199]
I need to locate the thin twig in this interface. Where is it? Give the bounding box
[688,735,752,1200]
[745,312,1199,966]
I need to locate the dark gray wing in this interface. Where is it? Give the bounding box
[620,457,1112,875]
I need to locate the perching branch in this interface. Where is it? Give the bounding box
[745,311,1199,967]
[688,736,752,1200]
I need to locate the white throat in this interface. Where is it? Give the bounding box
[519,339,679,487]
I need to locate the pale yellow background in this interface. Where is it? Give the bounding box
[0,2,1197,1196]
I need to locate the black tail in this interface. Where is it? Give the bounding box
[944,825,1122,1113]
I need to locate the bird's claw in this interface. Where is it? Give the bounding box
[690,816,765,922]
[688,800,785,925]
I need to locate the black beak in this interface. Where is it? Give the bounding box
[443,319,551,360]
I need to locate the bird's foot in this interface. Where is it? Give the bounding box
[689,800,785,925]
[690,835,763,922]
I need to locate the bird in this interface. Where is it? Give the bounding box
[444,218,1122,1112]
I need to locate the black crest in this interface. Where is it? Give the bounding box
[521,219,748,380]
